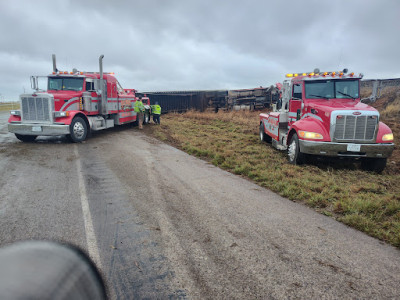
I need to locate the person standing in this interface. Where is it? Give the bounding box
[151,102,161,125]
[134,98,145,129]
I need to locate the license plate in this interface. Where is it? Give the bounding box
[347,144,361,152]
[32,126,42,132]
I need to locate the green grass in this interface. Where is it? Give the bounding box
[148,110,400,247]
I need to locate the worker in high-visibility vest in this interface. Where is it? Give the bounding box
[134,99,145,129]
[151,102,161,125]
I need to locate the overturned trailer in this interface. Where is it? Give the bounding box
[140,86,280,113]
[227,86,280,111]
[137,90,228,113]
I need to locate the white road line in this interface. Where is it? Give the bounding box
[74,144,103,269]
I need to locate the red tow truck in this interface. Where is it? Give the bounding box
[8,55,148,142]
[259,69,395,173]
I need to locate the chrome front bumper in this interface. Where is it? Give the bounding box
[8,122,70,136]
[299,140,395,158]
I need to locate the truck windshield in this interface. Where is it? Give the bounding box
[305,80,359,99]
[48,77,84,91]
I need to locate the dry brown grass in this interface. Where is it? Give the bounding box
[0,102,19,111]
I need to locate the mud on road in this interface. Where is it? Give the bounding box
[1,112,400,299]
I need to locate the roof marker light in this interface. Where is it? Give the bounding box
[286,74,294,78]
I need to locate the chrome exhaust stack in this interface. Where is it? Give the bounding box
[99,55,104,79]
[52,54,57,73]
[98,55,107,115]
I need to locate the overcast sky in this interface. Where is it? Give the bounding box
[0,0,399,101]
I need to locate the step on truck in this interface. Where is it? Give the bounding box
[259,69,395,173]
[8,55,145,143]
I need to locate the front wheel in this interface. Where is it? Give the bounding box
[68,117,88,143]
[15,134,37,142]
[287,133,305,165]
[361,158,387,173]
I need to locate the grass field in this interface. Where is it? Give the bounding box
[146,110,400,248]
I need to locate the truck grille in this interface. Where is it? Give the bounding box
[21,96,51,122]
[333,115,377,142]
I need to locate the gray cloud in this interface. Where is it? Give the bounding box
[1,0,399,101]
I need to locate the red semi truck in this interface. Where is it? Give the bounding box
[259,69,395,173]
[8,55,149,142]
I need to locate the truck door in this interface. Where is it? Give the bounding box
[289,83,302,126]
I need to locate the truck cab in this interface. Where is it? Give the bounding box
[259,69,395,173]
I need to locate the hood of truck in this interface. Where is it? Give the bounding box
[305,99,377,115]
[49,90,82,111]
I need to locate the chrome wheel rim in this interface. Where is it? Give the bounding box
[288,140,296,162]
[73,122,85,139]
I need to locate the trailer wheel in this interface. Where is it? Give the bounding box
[144,112,150,124]
[68,116,88,143]
[15,134,37,142]
[361,158,387,173]
[259,123,271,143]
[287,133,304,165]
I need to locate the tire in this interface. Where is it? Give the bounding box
[361,158,387,173]
[15,134,37,142]
[143,112,150,124]
[287,133,305,165]
[68,116,88,143]
[259,123,272,143]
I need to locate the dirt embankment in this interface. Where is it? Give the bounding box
[363,86,400,174]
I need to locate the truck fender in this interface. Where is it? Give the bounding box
[376,121,394,143]
[55,111,90,129]
[8,114,21,123]
[259,113,273,138]
[259,114,268,132]
[287,117,330,145]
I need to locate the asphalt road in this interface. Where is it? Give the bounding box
[0,110,399,299]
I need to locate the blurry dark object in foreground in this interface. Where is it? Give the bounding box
[0,241,107,300]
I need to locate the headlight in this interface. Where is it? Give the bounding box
[10,110,21,116]
[299,131,323,139]
[54,111,70,118]
[382,133,394,142]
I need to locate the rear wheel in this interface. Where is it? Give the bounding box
[259,123,271,143]
[68,117,88,143]
[361,158,387,173]
[15,134,37,142]
[143,112,150,124]
[287,133,305,165]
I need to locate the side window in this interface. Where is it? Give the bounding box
[85,81,94,91]
[293,84,302,99]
